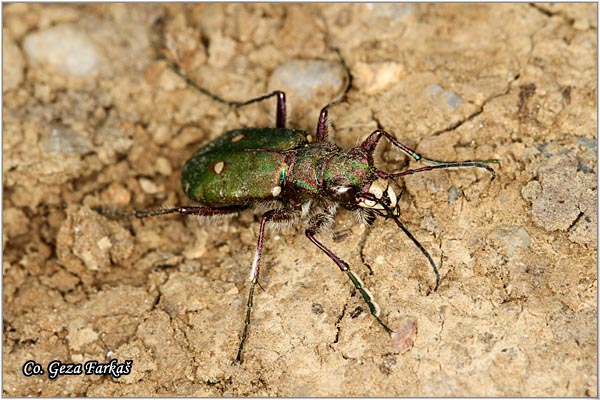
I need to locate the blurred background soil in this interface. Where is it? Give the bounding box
[2,3,597,396]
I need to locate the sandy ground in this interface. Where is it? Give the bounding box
[2,3,597,396]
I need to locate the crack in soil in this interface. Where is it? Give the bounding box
[358,224,374,275]
[430,80,517,138]
[529,3,577,26]
[331,302,347,346]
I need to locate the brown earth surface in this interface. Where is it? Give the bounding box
[3,3,597,396]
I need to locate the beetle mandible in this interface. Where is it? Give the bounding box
[128,49,498,362]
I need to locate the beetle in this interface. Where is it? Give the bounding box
[123,49,497,362]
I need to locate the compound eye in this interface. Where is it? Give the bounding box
[331,185,357,205]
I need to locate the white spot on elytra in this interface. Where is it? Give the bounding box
[213,161,225,174]
[271,185,282,197]
[231,134,244,142]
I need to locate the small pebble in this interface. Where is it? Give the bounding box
[139,178,162,195]
[495,225,532,256]
[392,318,417,353]
[354,61,405,95]
[44,127,91,154]
[269,59,345,104]
[23,24,98,76]
[155,157,173,176]
[427,84,463,109]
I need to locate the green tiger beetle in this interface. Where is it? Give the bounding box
[121,50,497,362]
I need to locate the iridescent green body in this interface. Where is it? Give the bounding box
[181,127,375,208]
[182,128,305,205]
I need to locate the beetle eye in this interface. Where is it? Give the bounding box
[330,185,357,205]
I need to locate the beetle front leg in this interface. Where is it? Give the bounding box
[237,208,297,363]
[230,91,286,129]
[156,54,287,129]
[305,214,393,334]
[361,129,498,179]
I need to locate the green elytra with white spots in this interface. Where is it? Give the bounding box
[181,126,374,207]
[182,127,308,205]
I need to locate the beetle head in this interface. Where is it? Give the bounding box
[322,149,399,217]
[356,178,400,217]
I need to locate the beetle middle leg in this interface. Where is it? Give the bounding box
[237,208,298,363]
[305,213,393,334]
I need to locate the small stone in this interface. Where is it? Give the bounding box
[392,318,417,353]
[427,84,463,109]
[444,90,463,109]
[139,178,162,195]
[155,157,173,176]
[97,236,112,251]
[354,61,405,95]
[495,226,532,256]
[23,24,99,76]
[44,127,91,154]
[67,326,99,351]
[521,180,541,202]
[269,59,345,105]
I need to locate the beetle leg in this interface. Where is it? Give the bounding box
[316,106,329,141]
[131,205,244,218]
[361,129,498,178]
[156,54,287,128]
[230,91,287,129]
[315,48,353,142]
[94,205,245,218]
[237,208,297,363]
[392,216,441,292]
[305,214,393,334]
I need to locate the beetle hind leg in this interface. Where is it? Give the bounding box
[237,208,298,363]
[94,205,245,219]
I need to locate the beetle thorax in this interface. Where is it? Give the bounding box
[320,149,399,216]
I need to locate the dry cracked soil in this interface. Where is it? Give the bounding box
[3,3,597,397]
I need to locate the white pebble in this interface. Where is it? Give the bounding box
[269,60,345,104]
[354,61,405,95]
[23,24,98,76]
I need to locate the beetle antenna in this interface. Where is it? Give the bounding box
[360,193,440,292]
[391,216,440,292]
[377,160,498,181]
